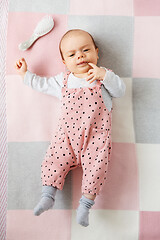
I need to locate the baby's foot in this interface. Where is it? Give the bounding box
[76,195,95,227]
[34,186,57,216]
[34,197,55,216]
[76,204,89,227]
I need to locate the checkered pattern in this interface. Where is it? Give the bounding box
[2,0,160,239]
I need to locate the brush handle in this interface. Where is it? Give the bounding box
[18,34,39,51]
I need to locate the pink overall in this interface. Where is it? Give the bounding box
[41,72,112,195]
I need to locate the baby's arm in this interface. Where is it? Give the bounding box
[102,69,126,98]
[15,58,62,99]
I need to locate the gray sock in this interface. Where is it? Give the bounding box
[76,195,95,227]
[34,186,57,216]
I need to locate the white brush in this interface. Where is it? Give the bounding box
[19,15,54,51]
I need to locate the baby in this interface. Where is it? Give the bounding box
[15,29,126,227]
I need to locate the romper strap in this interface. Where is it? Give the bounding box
[63,71,71,87]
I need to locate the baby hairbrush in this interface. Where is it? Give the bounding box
[18,15,54,51]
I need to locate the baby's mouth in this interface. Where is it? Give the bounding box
[77,61,88,66]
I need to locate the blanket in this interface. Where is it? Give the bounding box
[1,0,160,239]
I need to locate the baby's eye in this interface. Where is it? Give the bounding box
[83,49,89,52]
[69,53,75,57]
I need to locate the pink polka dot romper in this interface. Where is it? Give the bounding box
[41,71,112,196]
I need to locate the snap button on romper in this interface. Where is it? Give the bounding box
[41,72,112,195]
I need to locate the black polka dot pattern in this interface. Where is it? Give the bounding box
[41,72,112,195]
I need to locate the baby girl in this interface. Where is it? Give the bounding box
[15,29,125,227]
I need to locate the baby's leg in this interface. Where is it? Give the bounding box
[83,193,96,200]
[77,137,109,226]
[35,133,77,216]
[76,194,95,227]
[34,185,57,216]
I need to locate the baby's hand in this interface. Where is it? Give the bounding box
[86,63,106,83]
[15,58,27,78]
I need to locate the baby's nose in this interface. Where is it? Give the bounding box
[77,51,84,59]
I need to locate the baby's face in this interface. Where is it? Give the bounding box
[60,31,98,77]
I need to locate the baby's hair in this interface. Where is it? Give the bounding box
[59,29,98,60]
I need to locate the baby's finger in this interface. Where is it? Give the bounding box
[86,73,94,81]
[15,62,20,68]
[18,60,22,65]
[88,62,96,69]
[87,69,94,75]
[14,64,18,69]
[89,76,97,84]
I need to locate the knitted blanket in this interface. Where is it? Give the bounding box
[1,0,160,239]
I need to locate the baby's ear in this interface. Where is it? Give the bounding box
[96,48,99,59]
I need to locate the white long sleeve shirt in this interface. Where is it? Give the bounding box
[24,68,126,111]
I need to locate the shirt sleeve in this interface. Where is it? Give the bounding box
[23,71,63,100]
[101,68,126,98]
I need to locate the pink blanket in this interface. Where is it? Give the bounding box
[1,0,160,239]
